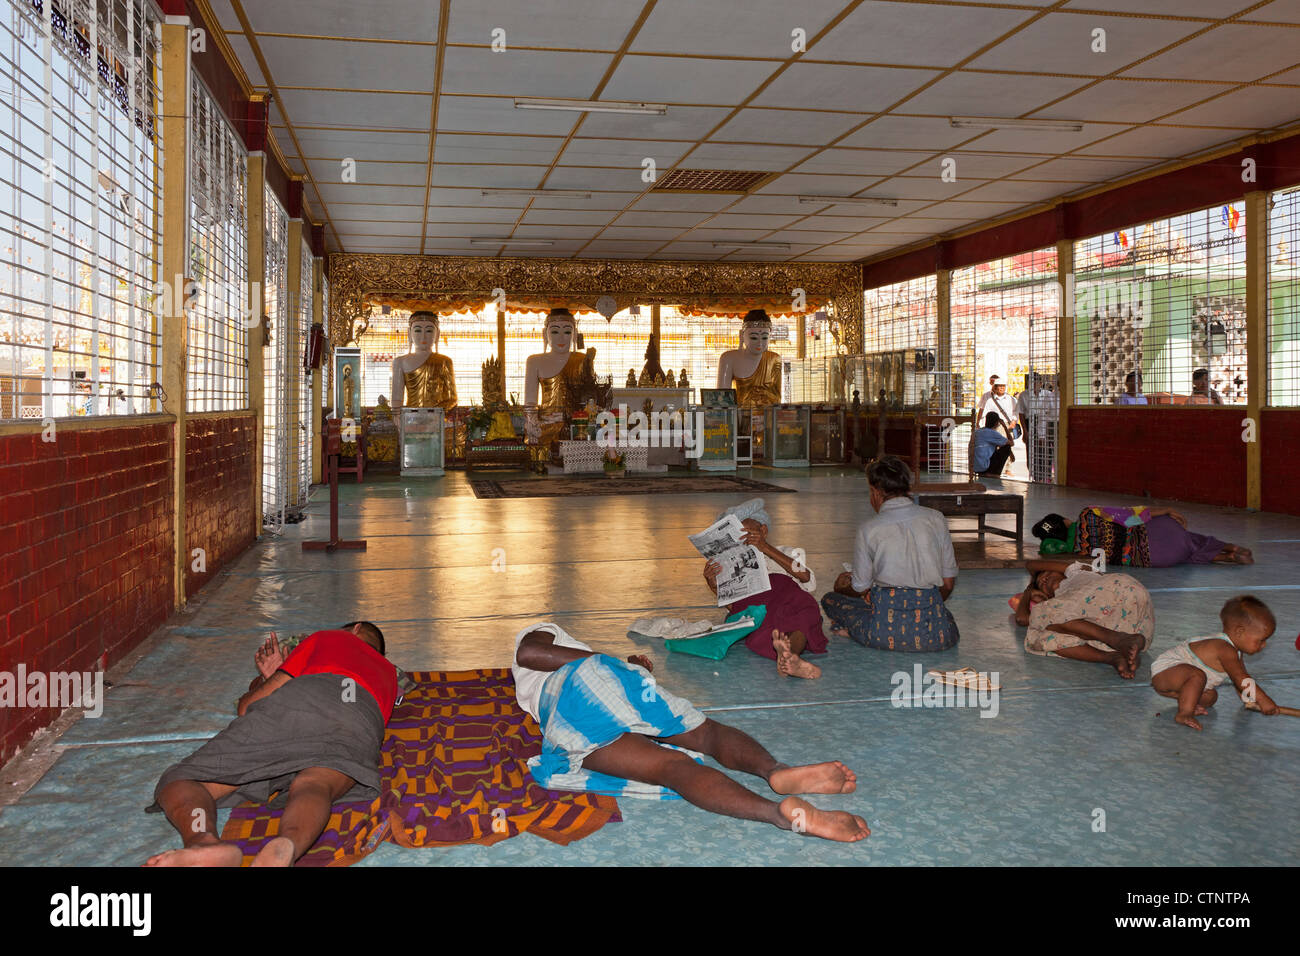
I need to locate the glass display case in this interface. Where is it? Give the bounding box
[809,405,845,462]
[400,407,445,477]
[764,405,811,468]
[693,404,737,472]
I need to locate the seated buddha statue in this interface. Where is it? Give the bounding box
[716,309,782,406]
[391,311,457,414]
[524,308,588,453]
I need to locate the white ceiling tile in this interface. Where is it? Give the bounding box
[792,149,935,176]
[427,206,525,223]
[597,226,693,240]
[331,203,425,222]
[308,159,428,187]
[629,192,737,212]
[809,1,1037,67]
[544,167,648,191]
[511,224,608,239]
[580,240,669,252]
[257,37,436,90]
[601,55,777,106]
[1010,156,1154,181]
[223,34,266,88]
[333,220,424,237]
[575,106,733,140]
[630,0,847,57]
[794,213,892,229]
[936,153,1041,178]
[521,208,617,226]
[276,89,433,130]
[206,0,241,32]
[1163,85,1300,130]
[559,139,691,168]
[296,130,431,163]
[837,115,973,150]
[610,211,712,227]
[768,229,857,243]
[681,142,816,171]
[949,125,1115,155]
[1031,79,1237,124]
[445,0,646,50]
[725,194,821,214]
[904,72,1091,116]
[440,47,614,98]
[681,228,777,241]
[953,180,1073,204]
[754,63,941,112]
[1063,0,1256,17]
[346,238,425,251]
[437,96,580,135]
[529,191,641,209]
[434,134,563,165]
[877,176,989,201]
[965,13,1202,76]
[1073,126,1242,158]
[710,109,868,145]
[245,0,441,41]
[419,222,534,237]
[703,213,804,229]
[1240,0,1300,23]
[1124,24,1300,82]
[430,164,546,188]
[315,183,426,205]
[425,187,529,207]
[756,172,887,194]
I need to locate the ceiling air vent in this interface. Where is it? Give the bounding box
[651,169,775,193]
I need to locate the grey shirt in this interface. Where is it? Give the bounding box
[851,497,959,592]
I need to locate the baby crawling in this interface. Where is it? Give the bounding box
[1150,595,1278,731]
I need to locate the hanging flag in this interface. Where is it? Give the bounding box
[1113,230,1129,249]
[1221,205,1241,233]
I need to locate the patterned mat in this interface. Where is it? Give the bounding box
[470,475,797,499]
[220,668,621,866]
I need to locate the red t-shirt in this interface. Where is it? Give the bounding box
[280,630,398,722]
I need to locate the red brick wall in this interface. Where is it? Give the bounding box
[1261,409,1300,516]
[1067,407,1247,507]
[0,422,174,762]
[185,414,256,598]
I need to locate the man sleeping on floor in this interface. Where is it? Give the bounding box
[145,622,396,867]
[513,622,869,843]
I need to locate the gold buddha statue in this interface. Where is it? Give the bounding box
[524,308,588,460]
[716,309,782,406]
[391,311,457,412]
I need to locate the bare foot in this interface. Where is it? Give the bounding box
[250,835,296,867]
[1175,712,1203,731]
[1105,650,1135,680]
[831,627,850,638]
[779,797,869,842]
[778,652,822,679]
[144,841,242,867]
[1109,633,1142,678]
[1233,546,1253,565]
[771,629,792,659]
[770,760,857,795]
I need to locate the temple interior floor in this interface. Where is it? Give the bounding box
[2,466,1298,866]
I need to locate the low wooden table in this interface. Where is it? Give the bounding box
[913,491,1023,543]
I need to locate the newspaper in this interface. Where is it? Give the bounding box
[689,514,771,606]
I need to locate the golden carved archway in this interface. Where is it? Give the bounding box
[326,254,865,353]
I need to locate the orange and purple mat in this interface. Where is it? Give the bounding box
[220,668,621,865]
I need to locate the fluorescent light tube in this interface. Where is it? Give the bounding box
[711,241,791,251]
[468,238,555,247]
[481,189,593,199]
[949,116,1084,132]
[799,195,899,207]
[515,98,667,116]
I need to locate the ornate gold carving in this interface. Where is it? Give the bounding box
[327,254,865,354]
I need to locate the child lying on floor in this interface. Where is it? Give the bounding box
[1150,595,1279,731]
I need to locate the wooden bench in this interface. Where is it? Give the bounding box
[912,489,1023,544]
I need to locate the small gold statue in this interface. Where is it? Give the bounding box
[482,355,505,407]
[638,367,652,387]
[626,368,637,387]
[654,372,665,387]
[665,369,676,388]
[678,368,690,389]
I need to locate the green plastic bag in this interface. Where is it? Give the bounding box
[665,605,769,661]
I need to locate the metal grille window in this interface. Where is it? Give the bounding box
[0,0,162,421]
[1073,203,1248,406]
[296,237,312,502]
[187,75,246,411]
[261,185,289,526]
[320,269,329,408]
[860,276,939,411]
[1267,185,1300,406]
